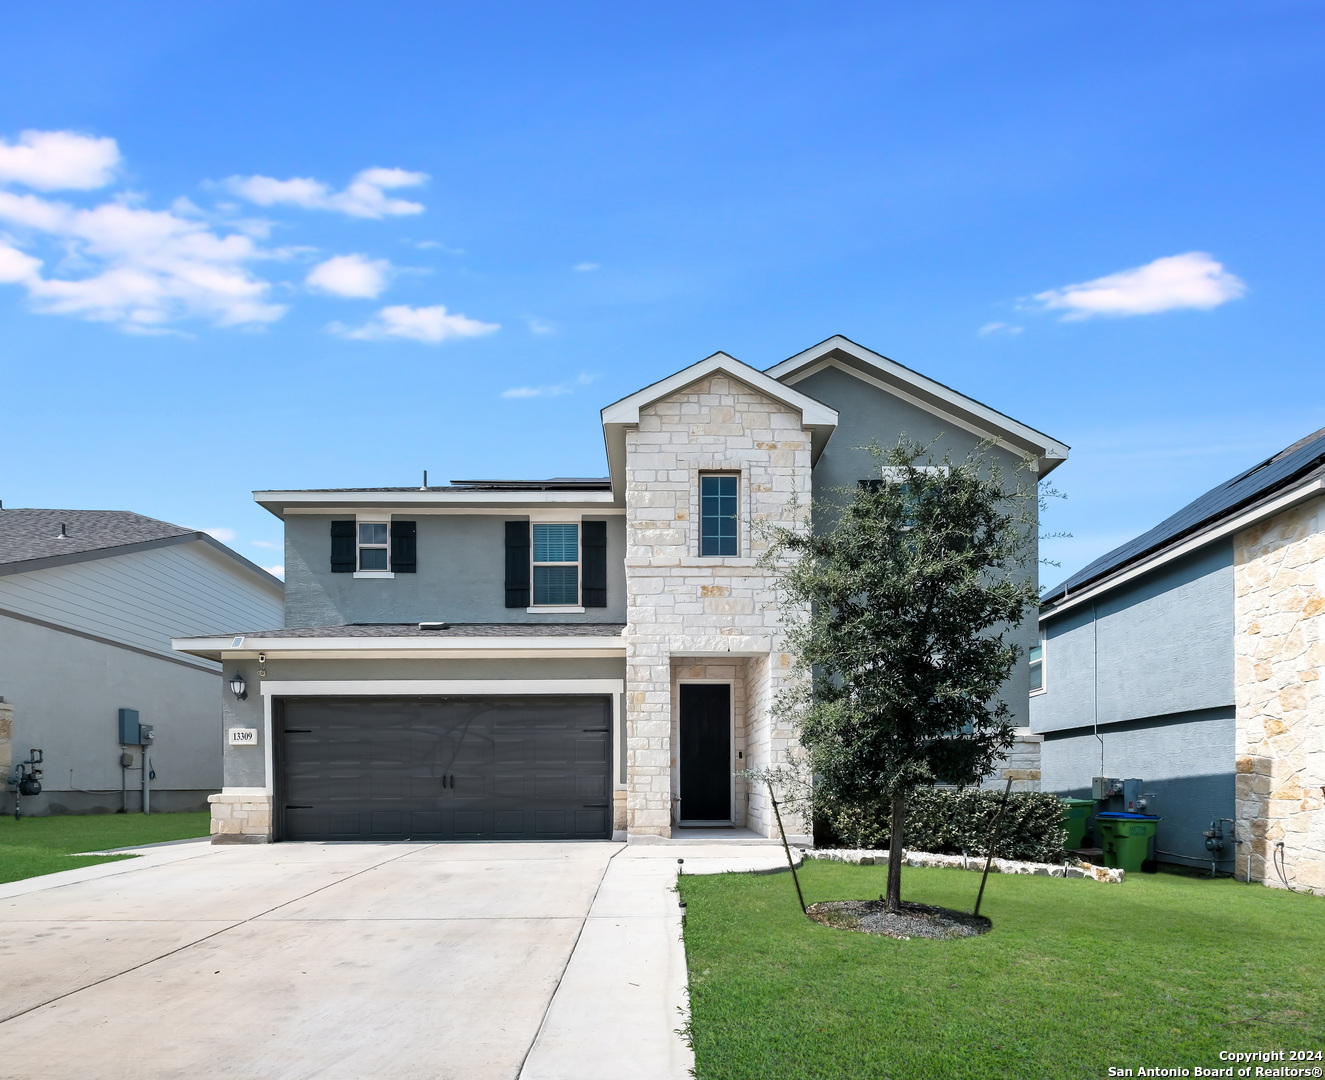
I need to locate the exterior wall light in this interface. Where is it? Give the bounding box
[229,673,248,701]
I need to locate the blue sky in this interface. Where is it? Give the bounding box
[2,1,1322,583]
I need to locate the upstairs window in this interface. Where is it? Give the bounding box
[358,523,389,570]
[533,523,580,605]
[700,474,739,556]
[1029,639,1045,693]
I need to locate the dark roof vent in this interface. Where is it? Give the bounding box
[55,522,69,540]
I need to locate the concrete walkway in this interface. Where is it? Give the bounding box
[0,839,792,1080]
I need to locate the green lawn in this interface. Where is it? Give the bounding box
[0,812,210,884]
[679,859,1325,1080]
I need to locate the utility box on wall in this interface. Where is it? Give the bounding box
[118,708,142,745]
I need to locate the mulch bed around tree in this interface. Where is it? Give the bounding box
[806,898,992,940]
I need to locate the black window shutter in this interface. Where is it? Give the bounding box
[390,520,417,573]
[504,521,530,607]
[330,520,356,573]
[582,520,607,607]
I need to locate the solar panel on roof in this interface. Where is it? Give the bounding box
[1042,426,1325,604]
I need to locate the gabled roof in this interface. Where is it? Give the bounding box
[1041,425,1325,611]
[600,352,839,494]
[765,335,1070,476]
[0,508,282,588]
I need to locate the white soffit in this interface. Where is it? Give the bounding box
[766,335,1070,475]
[172,634,627,662]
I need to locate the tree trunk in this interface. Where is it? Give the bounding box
[885,790,906,911]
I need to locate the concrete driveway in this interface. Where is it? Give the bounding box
[0,838,790,1080]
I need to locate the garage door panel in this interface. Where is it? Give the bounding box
[279,696,612,842]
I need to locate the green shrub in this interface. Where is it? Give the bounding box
[822,788,1069,863]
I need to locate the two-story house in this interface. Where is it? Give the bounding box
[1031,425,1325,892]
[1,508,283,815]
[174,337,1067,844]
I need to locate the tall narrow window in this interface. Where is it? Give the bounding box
[700,474,739,556]
[1029,639,1045,693]
[358,523,389,570]
[533,523,580,605]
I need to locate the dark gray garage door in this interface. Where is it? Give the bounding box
[277,696,612,841]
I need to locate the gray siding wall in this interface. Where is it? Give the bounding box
[795,364,1040,729]
[1030,541,1234,734]
[219,655,628,791]
[0,541,283,669]
[284,515,628,627]
[0,611,221,814]
[1041,708,1236,868]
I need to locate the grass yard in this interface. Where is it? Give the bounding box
[0,812,210,884]
[679,859,1325,1080]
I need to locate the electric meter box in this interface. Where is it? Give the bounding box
[139,725,155,744]
[118,708,142,745]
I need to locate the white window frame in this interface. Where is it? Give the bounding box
[353,516,394,579]
[529,520,582,611]
[1029,633,1046,696]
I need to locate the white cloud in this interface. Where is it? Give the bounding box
[227,167,427,219]
[501,372,595,399]
[573,262,600,272]
[978,321,1023,336]
[0,130,120,190]
[0,242,41,283]
[525,316,557,335]
[262,564,285,579]
[250,539,280,550]
[333,304,499,344]
[0,190,285,329]
[1032,252,1246,320]
[201,527,237,542]
[306,254,391,298]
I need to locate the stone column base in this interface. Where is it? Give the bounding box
[209,792,273,844]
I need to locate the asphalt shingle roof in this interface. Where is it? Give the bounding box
[187,623,626,639]
[1042,425,1325,605]
[0,509,197,568]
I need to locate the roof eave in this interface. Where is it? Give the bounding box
[766,335,1070,473]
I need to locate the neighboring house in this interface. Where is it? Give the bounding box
[0,509,284,814]
[174,336,1068,844]
[1031,427,1325,893]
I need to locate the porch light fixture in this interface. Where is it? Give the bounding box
[229,673,247,701]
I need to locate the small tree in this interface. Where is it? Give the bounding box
[769,440,1041,911]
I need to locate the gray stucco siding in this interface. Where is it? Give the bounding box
[219,655,628,792]
[1,612,221,813]
[796,363,1041,730]
[284,515,628,628]
[1041,707,1236,868]
[1031,541,1233,734]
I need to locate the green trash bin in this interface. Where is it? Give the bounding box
[1095,812,1161,873]
[1060,798,1096,850]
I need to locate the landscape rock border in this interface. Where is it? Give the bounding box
[807,848,1126,883]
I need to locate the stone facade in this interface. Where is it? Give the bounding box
[623,373,809,838]
[981,729,1043,793]
[1234,493,1325,893]
[209,792,274,843]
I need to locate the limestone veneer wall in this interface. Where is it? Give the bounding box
[623,373,809,837]
[1234,493,1325,893]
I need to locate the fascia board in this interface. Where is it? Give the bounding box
[1040,476,1325,622]
[599,352,838,427]
[255,489,618,517]
[767,335,1069,471]
[173,635,627,661]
